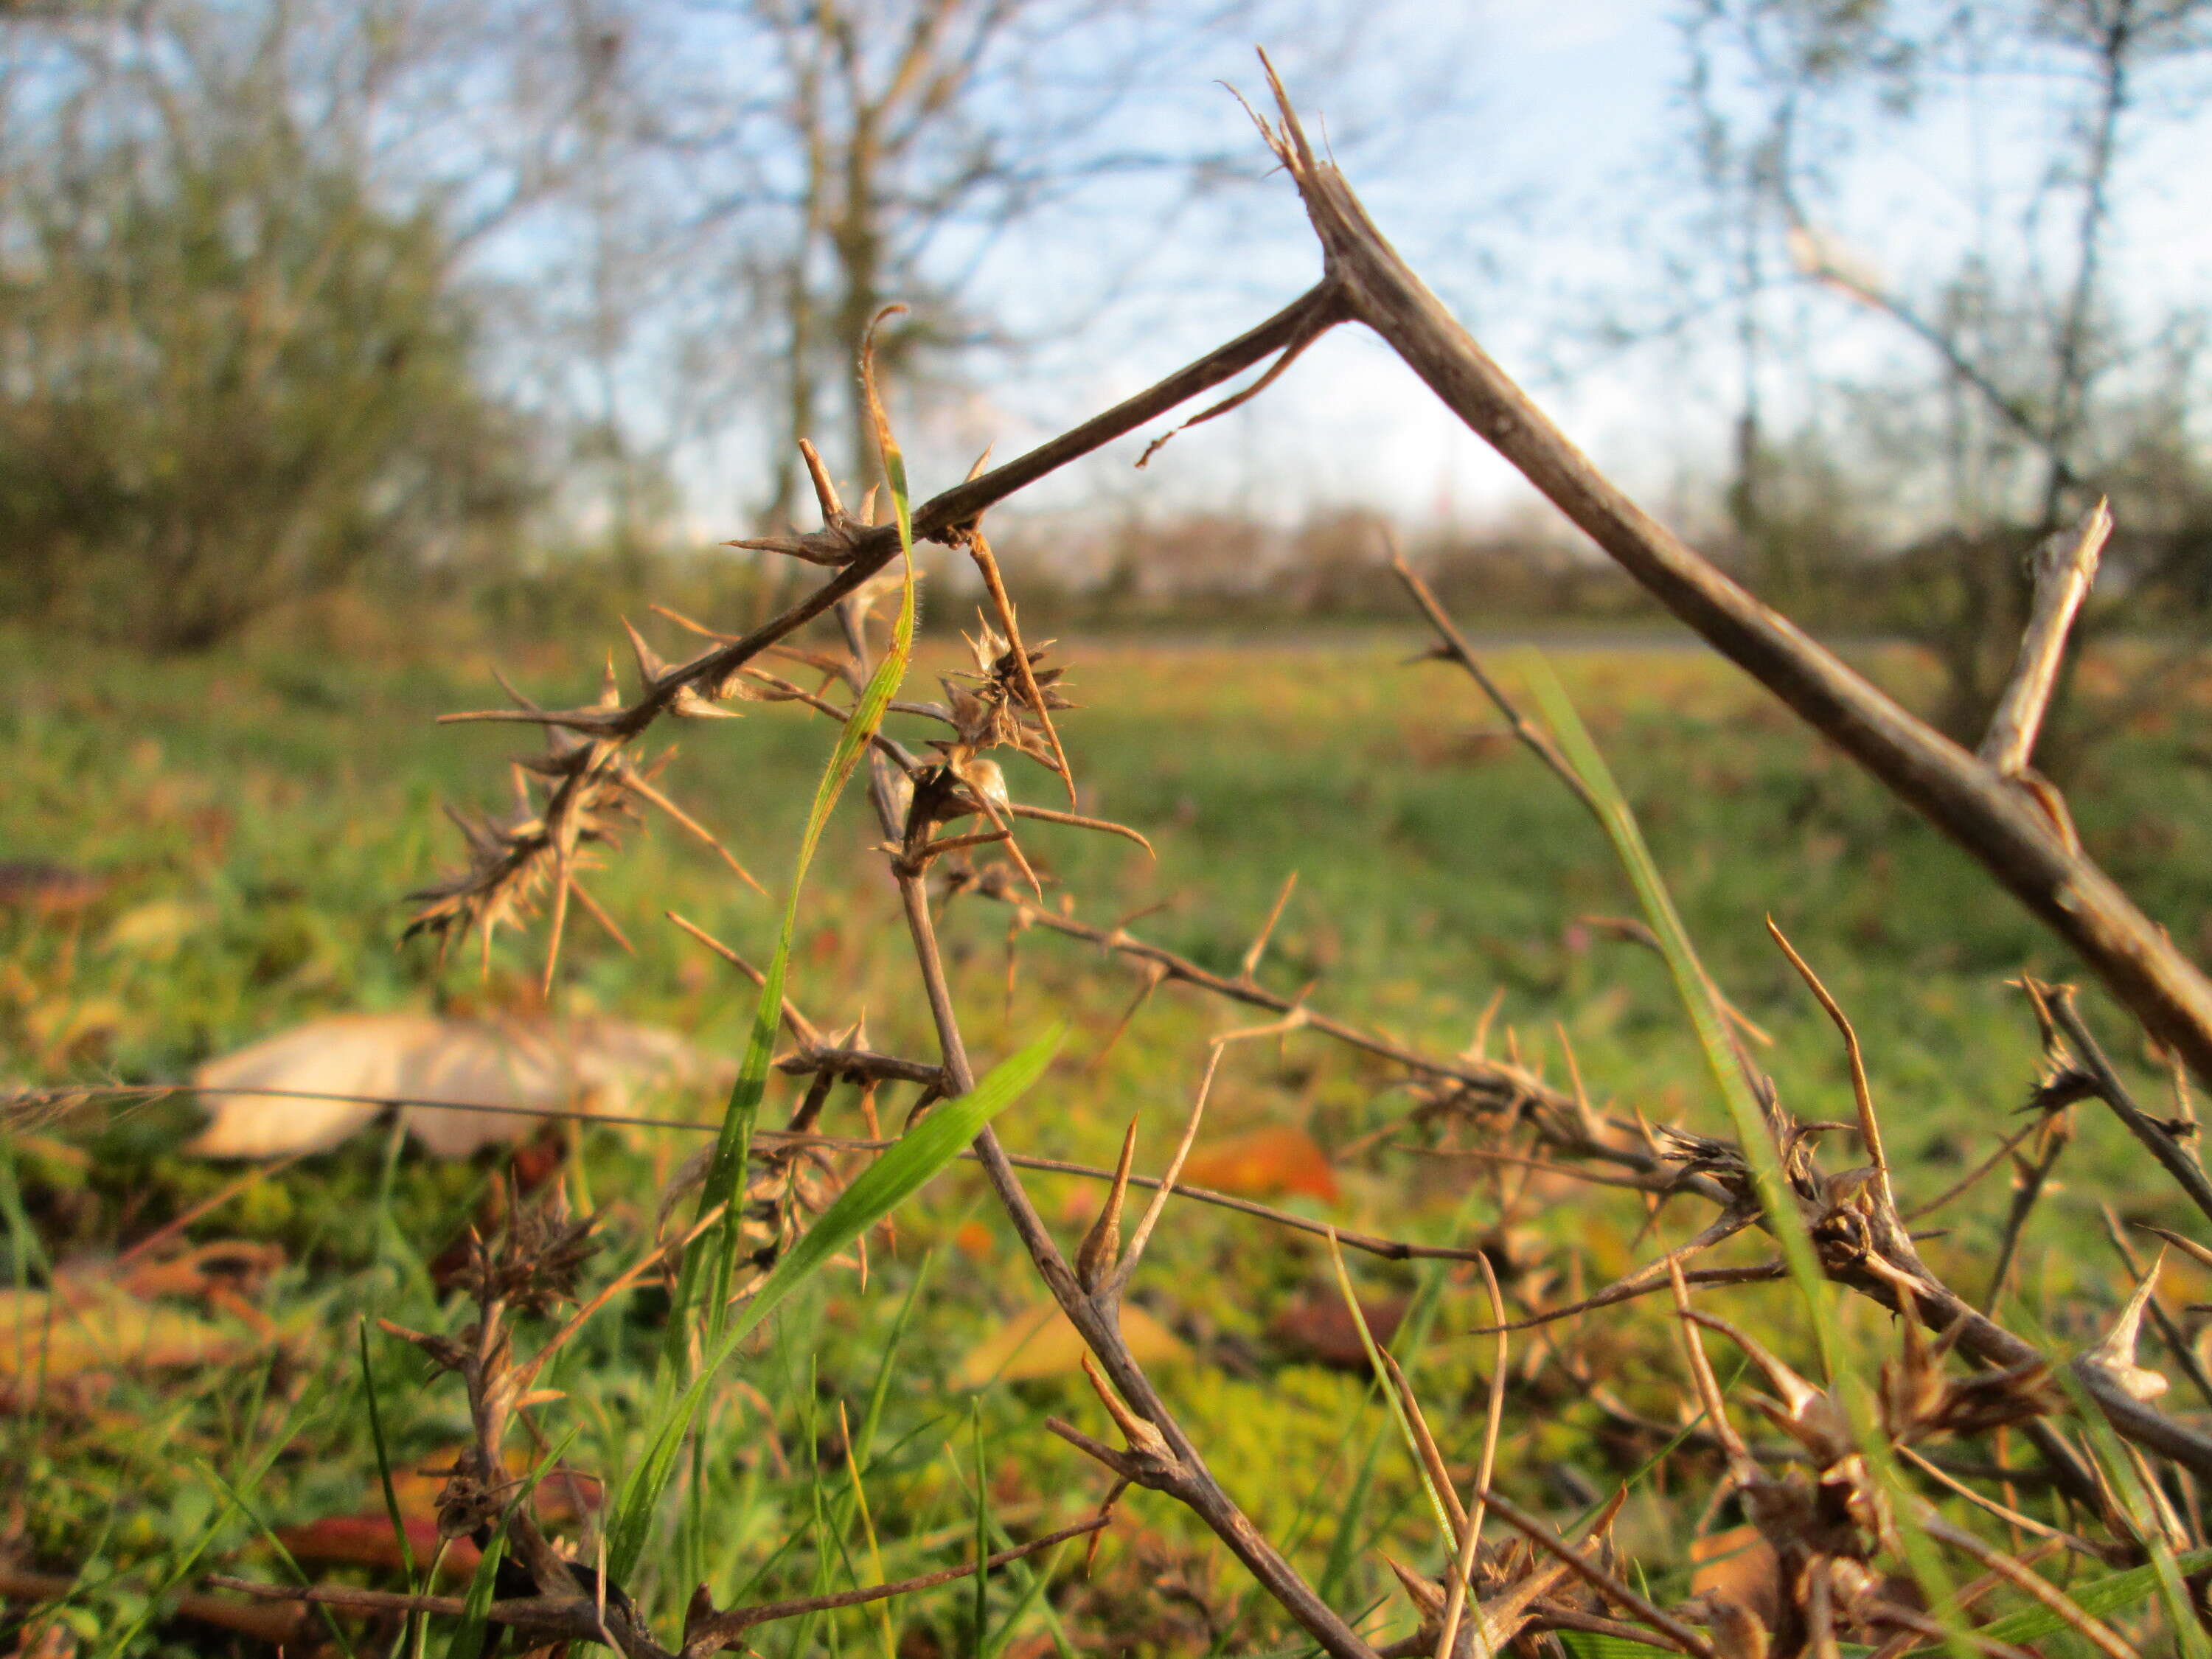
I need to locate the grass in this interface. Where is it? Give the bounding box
[8,616,2212,1655]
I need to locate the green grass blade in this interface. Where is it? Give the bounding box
[441,1430,577,1659]
[1519,653,1828,1331]
[1924,1548,2212,1650]
[606,1024,1063,1584]
[194,1457,358,1659]
[2009,1298,2212,1659]
[1519,653,1971,1654]
[443,1526,506,1659]
[971,1400,992,1658]
[358,1319,420,1592]
[1324,1233,1458,1559]
[672,408,922,1364]
[855,1251,933,1471]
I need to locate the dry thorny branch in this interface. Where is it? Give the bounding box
[175,59,2212,1659]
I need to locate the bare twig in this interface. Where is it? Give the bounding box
[2045,983,2212,1232]
[1980,501,2113,780]
[1256,60,2212,1085]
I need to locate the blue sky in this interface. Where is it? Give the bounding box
[627,0,2212,549]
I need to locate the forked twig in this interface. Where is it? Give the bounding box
[1980,501,2112,781]
[1255,55,2212,1083]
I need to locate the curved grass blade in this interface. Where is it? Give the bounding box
[671,332,922,1364]
[1519,653,1969,1656]
[358,1320,420,1592]
[607,1024,1063,1583]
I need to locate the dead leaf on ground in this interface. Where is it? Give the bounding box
[188,1013,730,1158]
[0,1281,264,1391]
[1270,1291,1409,1370]
[276,1453,599,1576]
[0,862,111,917]
[955,1300,1188,1387]
[1180,1124,1339,1203]
[103,897,217,958]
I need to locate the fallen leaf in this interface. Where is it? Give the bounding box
[102,898,216,958]
[275,1513,477,1578]
[276,1453,599,1575]
[1180,1125,1338,1203]
[0,862,111,916]
[111,1241,285,1303]
[0,1281,262,1385]
[1270,1292,1409,1370]
[955,1301,1188,1387]
[188,1014,730,1158]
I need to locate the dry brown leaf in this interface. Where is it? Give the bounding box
[1270,1291,1409,1370]
[187,1013,728,1158]
[1180,1124,1340,1203]
[0,1281,263,1384]
[276,1450,599,1576]
[954,1300,1188,1387]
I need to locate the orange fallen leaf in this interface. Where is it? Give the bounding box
[955,1301,1188,1387]
[277,1453,599,1576]
[1181,1125,1338,1203]
[0,1282,263,1385]
[276,1514,479,1578]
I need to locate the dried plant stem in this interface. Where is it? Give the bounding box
[1389,554,1599,819]
[1904,1121,2043,1222]
[36,1078,1551,1271]
[206,1516,1106,1658]
[1896,1445,2120,1565]
[1102,1043,1225,1298]
[1464,1484,1717,1659]
[2046,985,2212,1231]
[1919,1514,2141,1659]
[964,872,1703,1195]
[1980,501,2112,780]
[1764,919,1890,1200]
[1435,1253,1509,1659]
[892,866,1382,1659]
[961,525,1076,804]
[2101,1209,2212,1413]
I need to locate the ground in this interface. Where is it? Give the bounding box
[6,619,2212,1657]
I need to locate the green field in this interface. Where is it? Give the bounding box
[8,619,2212,1655]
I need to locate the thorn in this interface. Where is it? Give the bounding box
[1077,1121,1138,1293]
[1085,1478,1128,1576]
[799,437,844,523]
[1079,1352,1173,1464]
[621,616,666,686]
[1384,1555,1445,1621]
[2085,1251,2170,1402]
[1468,987,1505,1061]
[1239,871,1298,982]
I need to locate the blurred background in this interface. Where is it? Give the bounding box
[16,10,2212,1647]
[4,0,2211,746]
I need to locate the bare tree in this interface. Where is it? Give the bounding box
[550,0,1379,546]
[1673,0,2212,745]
